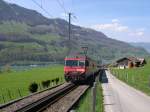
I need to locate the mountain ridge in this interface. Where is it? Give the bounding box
[0,0,149,64]
[130,42,150,53]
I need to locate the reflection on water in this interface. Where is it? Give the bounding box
[11,65,47,71]
[0,63,61,71]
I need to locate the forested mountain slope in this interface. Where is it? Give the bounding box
[0,0,148,64]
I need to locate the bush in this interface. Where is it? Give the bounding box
[29,82,38,93]
[51,79,54,83]
[41,80,50,88]
[56,78,59,85]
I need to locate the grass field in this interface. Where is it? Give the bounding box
[75,82,104,112]
[111,59,150,96]
[0,65,64,104]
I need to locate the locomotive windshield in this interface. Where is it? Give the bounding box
[65,60,85,66]
[79,61,85,66]
[65,60,78,66]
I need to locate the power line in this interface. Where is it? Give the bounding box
[31,0,60,34]
[8,0,58,34]
[56,0,67,14]
[31,0,53,18]
[56,0,77,21]
[6,0,21,26]
[68,13,71,41]
[40,0,43,8]
[67,12,72,55]
[7,0,18,16]
[71,0,74,12]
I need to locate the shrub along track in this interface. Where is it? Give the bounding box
[0,83,68,112]
[0,82,89,112]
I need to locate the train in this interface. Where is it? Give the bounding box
[64,55,100,83]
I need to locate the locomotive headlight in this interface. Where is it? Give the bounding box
[76,69,85,72]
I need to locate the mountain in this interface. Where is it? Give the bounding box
[130,42,150,53]
[0,0,149,65]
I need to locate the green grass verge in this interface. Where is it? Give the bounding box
[75,82,104,112]
[110,59,150,96]
[0,65,64,104]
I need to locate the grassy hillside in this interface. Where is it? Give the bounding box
[111,58,150,95]
[0,20,148,65]
[0,0,149,65]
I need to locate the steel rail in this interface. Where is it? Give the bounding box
[41,85,89,112]
[15,84,76,112]
[0,83,64,109]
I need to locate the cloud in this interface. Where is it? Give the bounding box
[112,19,120,23]
[91,20,128,32]
[129,28,145,37]
[91,19,145,37]
[137,32,144,36]
[129,31,144,37]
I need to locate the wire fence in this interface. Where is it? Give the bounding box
[0,77,64,104]
[110,69,150,95]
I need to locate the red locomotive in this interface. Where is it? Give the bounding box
[64,56,99,82]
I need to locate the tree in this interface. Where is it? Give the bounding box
[29,82,38,93]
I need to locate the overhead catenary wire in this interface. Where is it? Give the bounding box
[7,0,19,18]
[8,0,58,45]
[5,0,20,33]
[8,0,77,56]
[25,0,76,40]
[56,0,77,21]
[55,0,78,55]
[31,0,63,60]
[40,0,43,8]
[56,0,67,14]
[31,0,59,33]
[31,0,53,18]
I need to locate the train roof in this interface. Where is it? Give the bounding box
[65,55,92,60]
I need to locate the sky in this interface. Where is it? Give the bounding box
[4,0,150,42]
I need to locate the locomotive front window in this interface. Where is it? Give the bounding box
[65,60,78,66]
[79,61,85,66]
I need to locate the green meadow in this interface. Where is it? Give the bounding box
[111,59,150,95]
[76,82,104,112]
[0,65,64,104]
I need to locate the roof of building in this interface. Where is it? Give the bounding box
[116,57,142,63]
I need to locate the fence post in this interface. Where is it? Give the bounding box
[132,75,135,85]
[7,89,12,100]
[39,83,42,90]
[148,76,150,88]
[2,94,5,103]
[62,77,63,82]
[126,73,128,82]
[18,88,22,98]
[92,82,97,112]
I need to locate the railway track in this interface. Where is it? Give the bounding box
[42,85,89,112]
[0,83,89,112]
[0,83,71,112]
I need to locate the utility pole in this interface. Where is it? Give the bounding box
[68,12,71,41]
[67,12,72,55]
